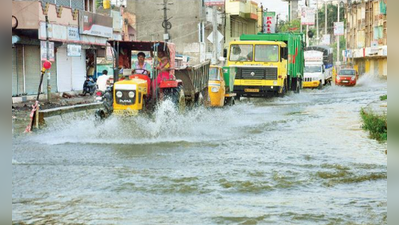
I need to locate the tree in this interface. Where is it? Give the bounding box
[278,19,301,33]
[317,3,345,37]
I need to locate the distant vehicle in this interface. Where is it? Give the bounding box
[303,46,333,89]
[207,65,236,107]
[335,68,358,86]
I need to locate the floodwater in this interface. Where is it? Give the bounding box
[13,75,387,225]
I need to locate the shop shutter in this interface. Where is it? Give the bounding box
[12,47,18,96]
[72,51,86,91]
[24,45,42,95]
[57,47,73,92]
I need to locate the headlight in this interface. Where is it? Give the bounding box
[336,76,340,80]
[116,91,123,98]
[351,76,356,80]
[211,87,219,93]
[129,91,135,98]
[273,81,278,85]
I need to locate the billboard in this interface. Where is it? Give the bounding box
[204,0,224,6]
[301,7,315,26]
[80,11,113,38]
[40,41,55,62]
[334,22,344,36]
[263,11,276,33]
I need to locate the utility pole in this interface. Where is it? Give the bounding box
[325,1,327,38]
[288,0,291,22]
[162,0,172,42]
[260,4,264,33]
[212,6,218,64]
[316,0,319,44]
[45,15,51,102]
[337,1,340,66]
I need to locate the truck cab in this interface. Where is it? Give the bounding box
[227,40,288,97]
[303,47,333,89]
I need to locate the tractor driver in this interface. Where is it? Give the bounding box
[132,52,151,76]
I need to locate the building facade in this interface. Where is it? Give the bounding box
[345,0,387,77]
[224,0,260,49]
[126,0,207,64]
[12,0,121,96]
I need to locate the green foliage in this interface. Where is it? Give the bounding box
[317,3,345,36]
[278,19,301,33]
[380,95,387,101]
[360,108,387,142]
[331,36,346,62]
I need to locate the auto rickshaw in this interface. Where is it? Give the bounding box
[208,65,236,107]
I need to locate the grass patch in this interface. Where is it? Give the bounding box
[360,108,387,142]
[380,95,387,101]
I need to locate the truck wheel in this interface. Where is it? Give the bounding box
[294,80,300,94]
[318,80,323,90]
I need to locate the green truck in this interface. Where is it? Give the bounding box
[226,33,305,98]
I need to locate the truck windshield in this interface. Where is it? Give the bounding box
[255,45,279,62]
[229,44,253,62]
[209,68,220,81]
[305,66,322,73]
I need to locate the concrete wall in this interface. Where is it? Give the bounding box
[13,1,41,29]
[126,0,204,44]
[13,1,79,30]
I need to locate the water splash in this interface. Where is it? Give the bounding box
[26,99,243,145]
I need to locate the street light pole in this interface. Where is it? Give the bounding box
[337,1,340,66]
[45,15,51,102]
[316,0,319,44]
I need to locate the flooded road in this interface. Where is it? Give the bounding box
[13,75,387,224]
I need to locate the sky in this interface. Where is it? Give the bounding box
[258,0,341,22]
[258,0,290,21]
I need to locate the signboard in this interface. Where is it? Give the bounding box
[40,41,55,62]
[80,11,113,38]
[334,22,344,36]
[111,10,122,32]
[263,11,276,33]
[40,22,80,42]
[304,51,323,61]
[106,45,114,61]
[68,27,80,41]
[67,44,82,57]
[207,30,224,43]
[321,34,330,45]
[370,40,379,54]
[204,0,224,6]
[301,7,315,26]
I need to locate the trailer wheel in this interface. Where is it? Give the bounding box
[175,86,186,113]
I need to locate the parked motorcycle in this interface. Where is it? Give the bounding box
[82,77,96,96]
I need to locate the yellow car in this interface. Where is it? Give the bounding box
[208,66,226,107]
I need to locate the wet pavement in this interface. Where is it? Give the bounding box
[12,75,387,224]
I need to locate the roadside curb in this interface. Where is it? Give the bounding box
[363,99,387,116]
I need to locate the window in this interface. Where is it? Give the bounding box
[254,45,279,62]
[209,68,221,81]
[305,66,322,73]
[229,44,253,62]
